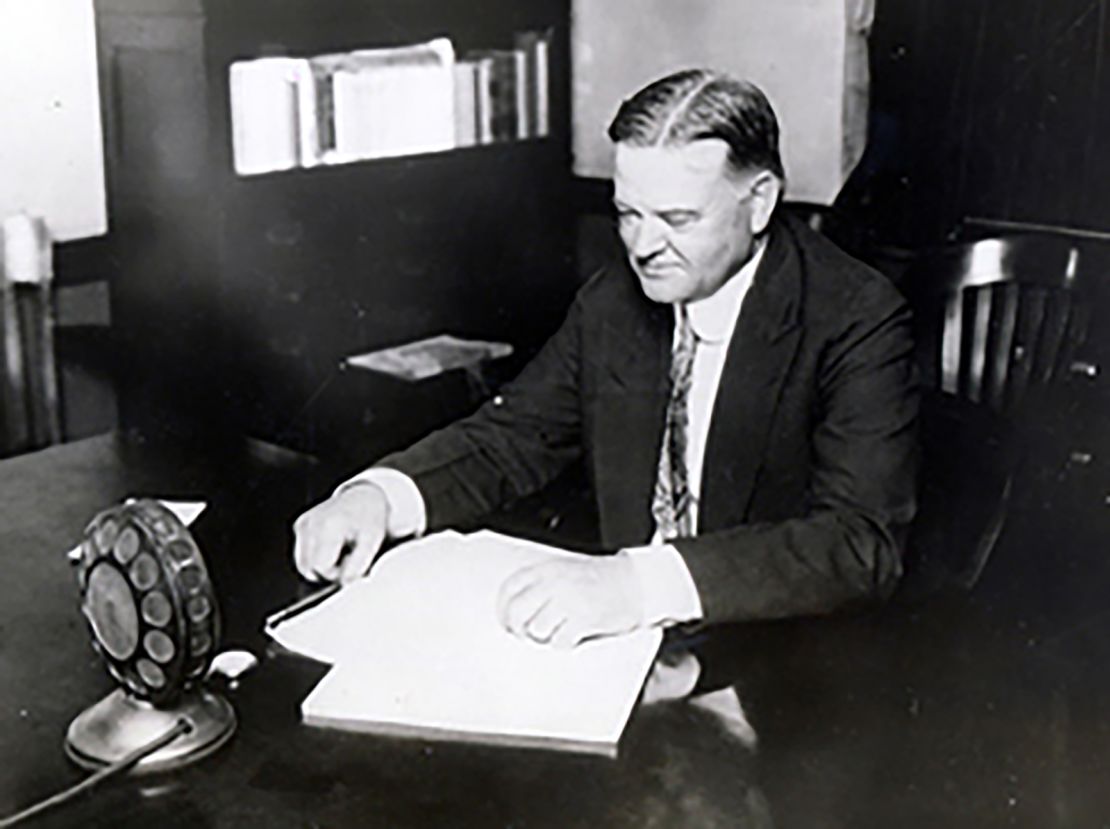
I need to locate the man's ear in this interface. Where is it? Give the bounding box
[746,171,783,235]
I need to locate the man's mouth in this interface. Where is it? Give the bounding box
[639,262,682,278]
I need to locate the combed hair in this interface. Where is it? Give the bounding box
[607,69,785,180]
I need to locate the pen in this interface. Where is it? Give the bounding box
[264,583,341,630]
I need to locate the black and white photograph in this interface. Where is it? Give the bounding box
[1,1,1108,826]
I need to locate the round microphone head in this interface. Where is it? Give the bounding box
[76,500,220,706]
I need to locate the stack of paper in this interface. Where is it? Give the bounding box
[267,531,662,756]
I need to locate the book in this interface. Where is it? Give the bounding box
[471,55,496,144]
[511,47,530,139]
[229,58,308,175]
[229,30,545,169]
[465,49,523,141]
[330,38,456,162]
[266,531,663,757]
[514,29,552,138]
[304,52,351,162]
[452,61,479,147]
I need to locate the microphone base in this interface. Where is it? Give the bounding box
[65,687,236,773]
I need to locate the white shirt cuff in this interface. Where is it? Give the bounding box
[622,544,704,627]
[335,468,427,540]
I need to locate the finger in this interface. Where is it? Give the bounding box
[338,523,385,584]
[524,601,567,644]
[551,620,586,650]
[641,652,700,704]
[306,515,349,583]
[503,586,551,638]
[293,510,327,580]
[292,513,312,579]
[496,565,543,626]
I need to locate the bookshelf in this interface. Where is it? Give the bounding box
[93,0,574,458]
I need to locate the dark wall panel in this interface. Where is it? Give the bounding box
[841,0,1110,249]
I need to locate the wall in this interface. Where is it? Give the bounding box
[571,0,871,205]
[0,0,106,242]
[839,0,1110,249]
[0,2,115,442]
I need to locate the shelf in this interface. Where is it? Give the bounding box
[225,136,565,188]
[95,0,573,450]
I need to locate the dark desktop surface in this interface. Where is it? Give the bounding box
[1,433,1108,828]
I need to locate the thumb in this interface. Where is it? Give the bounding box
[338,522,386,584]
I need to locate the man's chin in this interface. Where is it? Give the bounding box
[636,276,685,305]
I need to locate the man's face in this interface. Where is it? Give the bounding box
[613,140,769,305]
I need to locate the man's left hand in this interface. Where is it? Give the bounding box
[496,554,644,649]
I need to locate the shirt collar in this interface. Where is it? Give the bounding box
[680,239,766,344]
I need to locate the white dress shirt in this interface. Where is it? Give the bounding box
[338,243,765,631]
[623,242,763,626]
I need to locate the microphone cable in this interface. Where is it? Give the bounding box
[0,718,191,828]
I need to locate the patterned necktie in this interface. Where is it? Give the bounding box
[651,308,698,541]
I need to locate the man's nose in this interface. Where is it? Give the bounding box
[628,217,668,261]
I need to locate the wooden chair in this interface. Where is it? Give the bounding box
[0,217,62,457]
[889,235,1093,601]
[894,235,1090,414]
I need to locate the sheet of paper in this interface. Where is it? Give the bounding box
[268,530,662,755]
[156,499,208,527]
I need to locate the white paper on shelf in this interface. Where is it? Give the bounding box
[267,530,662,756]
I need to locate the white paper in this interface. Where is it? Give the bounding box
[268,531,662,754]
[156,499,208,528]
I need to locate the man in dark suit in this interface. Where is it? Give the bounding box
[293,69,918,652]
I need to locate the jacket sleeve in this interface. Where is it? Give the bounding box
[375,291,586,531]
[674,287,919,624]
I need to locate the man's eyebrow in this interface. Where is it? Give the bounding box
[611,201,701,221]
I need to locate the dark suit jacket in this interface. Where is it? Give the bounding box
[380,213,919,624]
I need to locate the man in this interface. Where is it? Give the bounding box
[293,69,918,652]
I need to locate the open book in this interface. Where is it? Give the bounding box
[266,531,662,757]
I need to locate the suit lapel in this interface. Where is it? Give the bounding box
[593,271,671,545]
[701,219,804,532]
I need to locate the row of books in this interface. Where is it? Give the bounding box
[230,31,551,176]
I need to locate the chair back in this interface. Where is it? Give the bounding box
[896,235,1090,414]
[1,214,61,456]
[889,234,1092,600]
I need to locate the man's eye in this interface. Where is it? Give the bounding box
[616,211,640,227]
[664,214,697,230]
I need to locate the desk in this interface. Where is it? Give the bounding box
[2,434,1109,827]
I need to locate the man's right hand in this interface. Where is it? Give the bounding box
[292,483,390,584]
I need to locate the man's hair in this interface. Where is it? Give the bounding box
[607,69,785,180]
